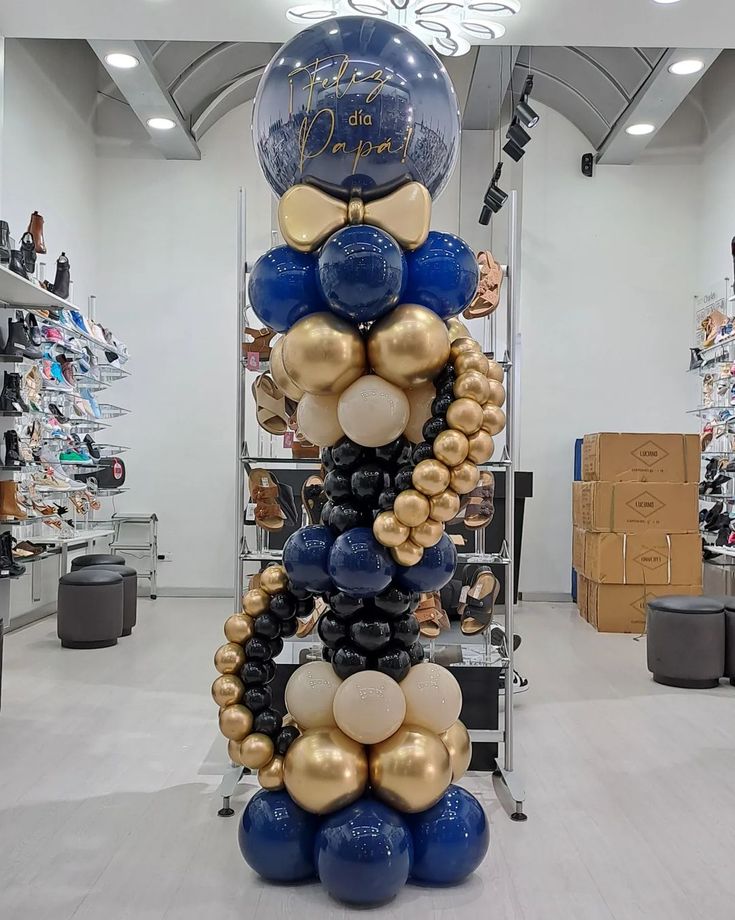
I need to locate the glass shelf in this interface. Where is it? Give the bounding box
[30,310,130,361]
[95,487,129,496]
[240,548,510,565]
[97,403,130,419]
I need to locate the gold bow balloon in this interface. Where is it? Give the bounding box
[278,181,431,253]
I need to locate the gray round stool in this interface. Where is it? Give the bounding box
[94,564,137,636]
[57,569,124,649]
[647,596,725,689]
[713,597,735,686]
[71,553,126,570]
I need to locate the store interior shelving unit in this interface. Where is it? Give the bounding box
[228,189,525,820]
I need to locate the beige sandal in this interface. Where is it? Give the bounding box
[459,569,499,636]
[464,251,504,319]
[296,597,327,638]
[249,467,285,531]
[416,592,450,638]
[253,374,291,435]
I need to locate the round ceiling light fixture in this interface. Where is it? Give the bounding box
[104,52,140,69]
[147,117,176,131]
[668,58,705,75]
[626,123,656,136]
[652,0,681,4]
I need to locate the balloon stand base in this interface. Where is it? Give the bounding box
[218,797,235,818]
[216,764,252,816]
[492,763,528,822]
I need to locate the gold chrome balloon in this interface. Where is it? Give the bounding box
[482,403,506,435]
[228,738,244,765]
[211,673,245,708]
[283,727,368,814]
[467,430,495,464]
[240,733,275,769]
[243,588,270,616]
[440,720,472,781]
[412,459,451,497]
[373,511,410,548]
[447,316,471,342]
[269,336,304,402]
[449,337,480,363]
[367,304,450,390]
[390,540,424,566]
[486,360,505,383]
[283,313,366,396]
[224,613,254,645]
[219,704,254,742]
[393,489,430,528]
[432,429,469,468]
[259,755,286,791]
[260,565,289,596]
[429,489,461,523]
[450,460,480,495]
[446,398,483,435]
[411,518,444,548]
[369,725,453,813]
[486,380,506,407]
[454,371,491,405]
[455,351,490,377]
[214,642,246,675]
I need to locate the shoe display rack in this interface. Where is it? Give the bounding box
[231,189,526,820]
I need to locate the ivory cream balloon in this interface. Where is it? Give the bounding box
[296,393,344,447]
[337,375,409,448]
[404,380,436,443]
[332,670,407,745]
[284,661,342,729]
[282,312,366,396]
[401,662,463,734]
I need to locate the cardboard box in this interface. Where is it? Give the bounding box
[583,581,703,634]
[576,575,589,621]
[582,433,699,483]
[573,528,702,586]
[572,481,699,533]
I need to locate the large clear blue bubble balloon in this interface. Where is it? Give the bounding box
[252,16,461,201]
[238,789,320,882]
[315,798,413,905]
[406,785,489,885]
[404,231,479,319]
[283,524,335,593]
[395,532,457,593]
[317,225,406,323]
[248,245,323,333]
[328,526,396,598]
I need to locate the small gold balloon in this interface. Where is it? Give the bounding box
[283,727,368,815]
[214,642,246,675]
[450,460,481,495]
[454,370,491,405]
[393,489,430,528]
[429,489,461,523]
[412,459,451,497]
[211,673,245,708]
[228,738,244,765]
[224,613,254,645]
[369,725,453,813]
[283,312,366,396]
[446,398,483,435]
[373,511,410,548]
[449,337,481,363]
[486,360,505,383]
[447,316,471,342]
[219,704,254,742]
[486,380,506,407]
[240,733,275,769]
[440,720,472,781]
[390,540,424,566]
[411,518,444,548]
[367,304,450,389]
[243,588,270,616]
[482,403,506,435]
[260,565,289,595]
[269,336,304,402]
[455,351,490,377]
[467,430,495,464]
[283,713,298,728]
[432,429,469,467]
[259,755,286,791]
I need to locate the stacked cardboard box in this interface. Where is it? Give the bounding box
[572,433,702,633]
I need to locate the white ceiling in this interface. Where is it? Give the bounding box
[1,0,735,47]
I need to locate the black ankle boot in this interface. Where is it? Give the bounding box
[4,316,41,359]
[27,313,41,347]
[20,232,36,276]
[0,221,10,264]
[0,372,27,413]
[4,430,23,467]
[9,250,27,279]
[0,531,25,578]
[49,252,70,299]
[689,348,703,371]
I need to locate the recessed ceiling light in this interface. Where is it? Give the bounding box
[147,117,176,131]
[653,0,681,4]
[105,52,139,69]
[668,58,705,75]
[626,123,656,136]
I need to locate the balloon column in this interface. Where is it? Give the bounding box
[214,16,501,906]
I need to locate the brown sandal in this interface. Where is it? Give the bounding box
[416,592,450,639]
[464,251,504,319]
[292,431,320,459]
[249,468,286,531]
[459,568,499,636]
[296,597,327,638]
[242,326,276,360]
[464,472,495,529]
[253,374,292,435]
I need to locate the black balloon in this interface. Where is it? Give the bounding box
[374,436,412,467]
[378,488,398,511]
[408,592,422,612]
[431,394,453,417]
[373,646,412,682]
[240,660,272,686]
[437,379,455,399]
[296,596,316,617]
[290,586,312,601]
[394,467,415,491]
[412,441,434,464]
[275,725,300,756]
[350,614,393,653]
[270,636,284,658]
[253,708,283,738]
[245,637,273,661]
[254,612,281,640]
[324,469,352,503]
[318,612,349,648]
[280,616,298,638]
[321,446,336,472]
[408,640,425,665]
[262,660,277,683]
[330,501,372,533]
[332,644,369,680]
[373,585,413,618]
[434,365,455,388]
[331,437,366,469]
[322,646,334,662]
[392,614,420,649]
[321,499,335,527]
[422,416,447,442]
[269,592,297,620]
[330,591,365,619]
[243,685,272,713]
[351,464,392,505]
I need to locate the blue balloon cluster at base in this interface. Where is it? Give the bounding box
[239,786,489,905]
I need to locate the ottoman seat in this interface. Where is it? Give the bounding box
[647,596,725,689]
[57,569,124,649]
[94,564,138,636]
[71,553,126,569]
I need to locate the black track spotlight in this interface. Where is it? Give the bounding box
[478,162,508,224]
[503,138,525,162]
[507,120,531,147]
[479,204,492,226]
[516,74,540,129]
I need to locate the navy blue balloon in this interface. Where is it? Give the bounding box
[248,246,323,332]
[395,532,457,593]
[317,226,406,323]
[315,798,413,905]
[328,527,396,598]
[404,231,479,319]
[252,17,460,200]
[283,525,335,593]
[238,789,320,882]
[406,786,489,885]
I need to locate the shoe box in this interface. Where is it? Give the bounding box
[582,433,699,483]
[577,576,703,634]
[573,528,703,586]
[572,481,699,533]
